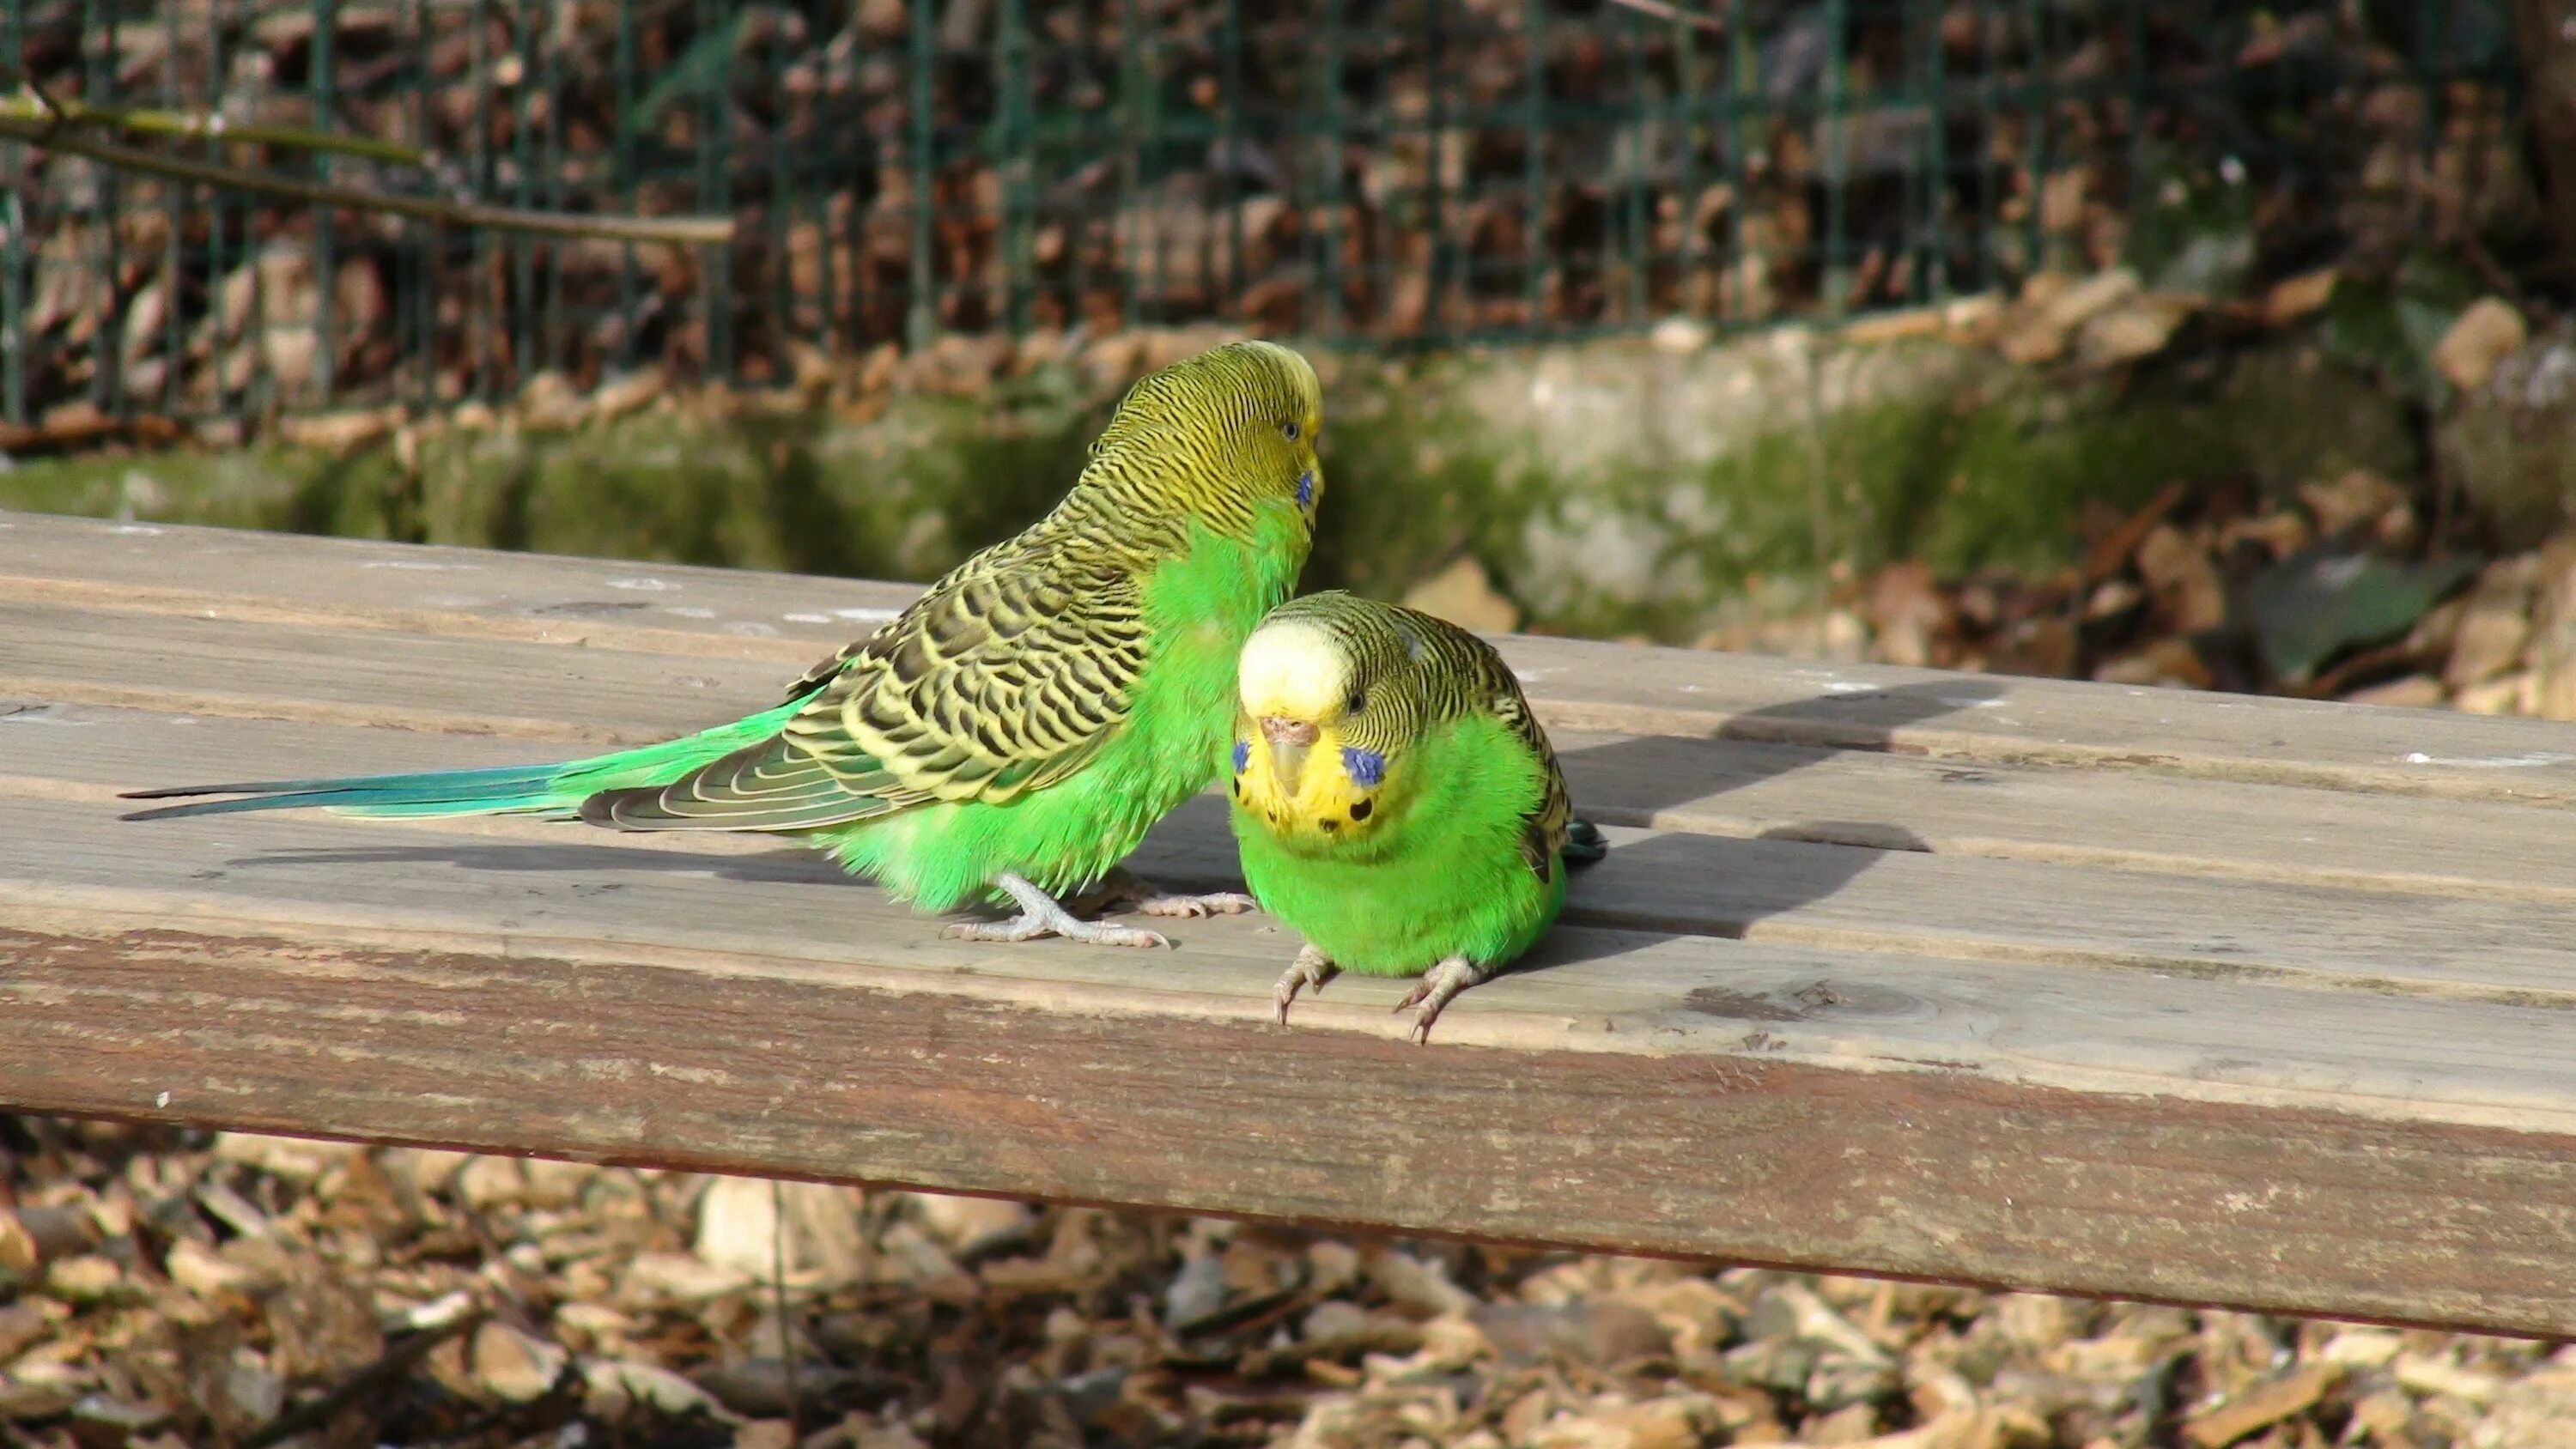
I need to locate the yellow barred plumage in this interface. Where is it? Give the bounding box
[586,339,1323,831]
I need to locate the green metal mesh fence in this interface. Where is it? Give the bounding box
[0,0,2524,425]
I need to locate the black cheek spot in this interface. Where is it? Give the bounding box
[1349,798,1374,822]
[1321,819,1340,833]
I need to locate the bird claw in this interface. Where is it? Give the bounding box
[1084,868,1257,919]
[1273,944,1338,1026]
[945,872,1173,949]
[1133,890,1258,919]
[941,916,1170,949]
[1394,957,1493,1044]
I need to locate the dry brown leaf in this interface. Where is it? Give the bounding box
[1997,269,2140,364]
[471,1320,569,1403]
[277,403,406,455]
[2298,470,2411,539]
[1863,562,1953,669]
[165,1238,257,1300]
[2431,297,2528,393]
[2134,524,2228,634]
[592,365,669,421]
[2182,1364,2342,1448]
[0,1304,48,1361]
[2075,296,2191,367]
[2445,560,2538,690]
[2342,674,2445,708]
[2093,638,2214,689]
[2261,268,2340,326]
[42,1255,124,1305]
[0,1210,36,1274]
[2454,670,2534,714]
[905,1192,1034,1258]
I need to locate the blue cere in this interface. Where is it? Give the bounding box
[1231,739,1250,773]
[1341,747,1386,787]
[1295,471,1315,507]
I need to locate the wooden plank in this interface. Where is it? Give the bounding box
[16,513,2576,1340]
[1510,636,2576,803]
[12,795,2576,1125]
[1556,731,2576,904]
[27,564,2576,895]
[13,705,2576,1004]
[0,509,910,665]
[30,693,2576,914]
[18,511,2576,802]
[1,600,783,741]
[15,875,2576,1338]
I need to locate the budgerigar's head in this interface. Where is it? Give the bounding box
[1230,592,1428,844]
[1089,339,1325,535]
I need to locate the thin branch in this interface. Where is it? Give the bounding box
[1602,0,1725,33]
[0,119,735,246]
[772,1178,804,1443]
[0,94,430,167]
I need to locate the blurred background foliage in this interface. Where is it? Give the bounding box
[4,0,2576,709]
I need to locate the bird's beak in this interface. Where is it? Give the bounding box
[1259,715,1318,785]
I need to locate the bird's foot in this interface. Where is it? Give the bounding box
[1085,866,1258,919]
[944,872,1171,949]
[1133,890,1259,919]
[1394,957,1494,1044]
[1273,944,1339,1026]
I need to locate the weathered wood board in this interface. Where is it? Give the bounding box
[7,510,2576,1338]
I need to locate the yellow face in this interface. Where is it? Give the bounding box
[1229,617,1394,848]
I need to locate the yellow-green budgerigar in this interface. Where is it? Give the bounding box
[1227,591,1601,1041]
[123,340,1327,949]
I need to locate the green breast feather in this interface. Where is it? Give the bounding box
[1227,591,1581,1041]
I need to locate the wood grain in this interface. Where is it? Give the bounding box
[13,709,2576,1003]
[12,790,2576,1104]
[21,511,2576,800]
[9,914,2576,1339]
[15,511,2576,1338]
[0,509,914,664]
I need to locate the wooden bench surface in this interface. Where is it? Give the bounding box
[7,509,2576,1339]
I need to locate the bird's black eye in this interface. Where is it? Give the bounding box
[1345,688,1366,714]
[1281,421,1301,442]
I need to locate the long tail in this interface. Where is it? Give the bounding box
[118,698,806,823]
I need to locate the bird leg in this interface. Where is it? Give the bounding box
[1394,956,1495,1044]
[944,872,1172,949]
[1084,865,1259,920]
[1272,943,1339,1026]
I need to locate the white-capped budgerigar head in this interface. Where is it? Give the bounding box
[1230,592,1448,844]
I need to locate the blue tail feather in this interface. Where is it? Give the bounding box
[119,698,810,825]
[118,762,577,822]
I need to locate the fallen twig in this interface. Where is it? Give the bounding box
[0,118,734,246]
[0,93,429,167]
[1602,0,1725,32]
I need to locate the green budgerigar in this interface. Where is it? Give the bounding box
[1226,591,1597,1041]
[124,340,1327,949]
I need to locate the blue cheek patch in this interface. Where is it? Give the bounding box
[1295,472,1314,507]
[1231,740,1249,774]
[1341,747,1386,787]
